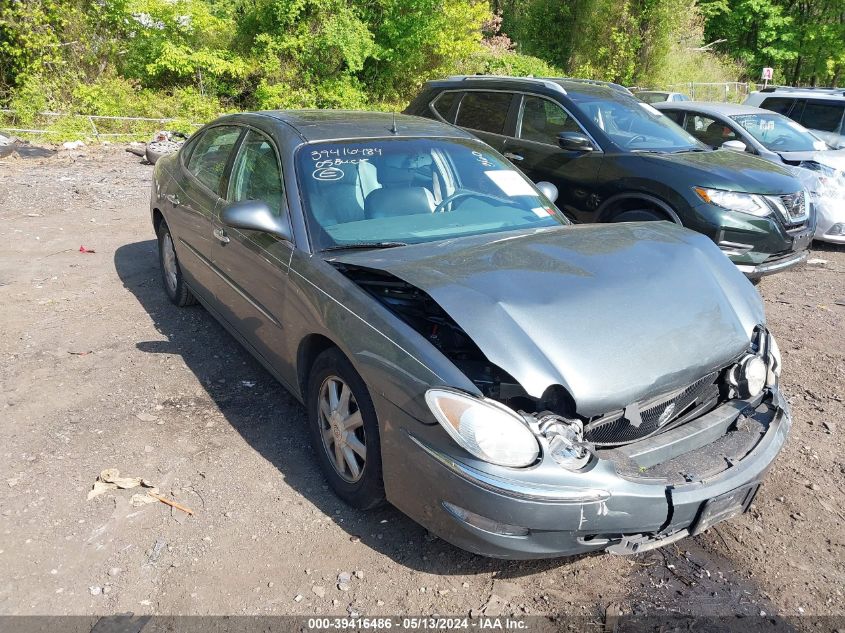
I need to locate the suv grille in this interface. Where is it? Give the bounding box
[584,371,720,446]
[767,191,808,229]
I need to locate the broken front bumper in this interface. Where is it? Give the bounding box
[379,388,791,560]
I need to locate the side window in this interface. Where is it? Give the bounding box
[799,101,845,132]
[431,92,458,123]
[455,91,513,134]
[518,96,584,144]
[662,110,685,126]
[683,114,737,149]
[185,126,242,195]
[228,130,284,215]
[760,97,795,116]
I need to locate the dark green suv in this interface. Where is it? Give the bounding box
[406,76,815,277]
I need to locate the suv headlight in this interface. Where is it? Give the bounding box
[425,389,540,468]
[694,187,771,217]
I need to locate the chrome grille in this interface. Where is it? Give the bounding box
[585,371,720,446]
[768,191,808,227]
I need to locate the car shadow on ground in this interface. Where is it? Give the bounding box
[115,239,588,578]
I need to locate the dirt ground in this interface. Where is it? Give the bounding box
[1,146,843,630]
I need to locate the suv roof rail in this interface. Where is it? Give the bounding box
[545,77,634,95]
[444,74,566,94]
[760,85,845,96]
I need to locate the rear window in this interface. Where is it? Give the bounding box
[431,92,458,123]
[456,92,512,134]
[760,97,795,116]
[799,101,845,132]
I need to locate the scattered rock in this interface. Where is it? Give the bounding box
[136,412,158,423]
[312,585,326,598]
[108,567,122,577]
[89,586,102,596]
[337,572,352,591]
[354,570,364,579]
[294,594,303,603]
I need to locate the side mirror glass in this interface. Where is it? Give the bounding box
[721,140,747,152]
[221,200,292,241]
[558,131,594,152]
[535,181,559,203]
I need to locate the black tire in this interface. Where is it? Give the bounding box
[307,348,384,510]
[157,221,197,307]
[611,208,667,222]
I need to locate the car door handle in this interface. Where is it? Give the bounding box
[213,227,230,244]
[504,152,524,162]
[165,194,180,206]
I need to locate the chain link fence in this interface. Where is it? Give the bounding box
[665,82,754,103]
[0,109,203,142]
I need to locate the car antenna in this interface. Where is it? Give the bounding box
[390,112,398,135]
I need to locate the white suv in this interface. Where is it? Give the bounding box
[745,87,845,149]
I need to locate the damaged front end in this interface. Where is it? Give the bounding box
[329,227,790,558]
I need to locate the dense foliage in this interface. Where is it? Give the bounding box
[0,0,841,130]
[700,0,845,86]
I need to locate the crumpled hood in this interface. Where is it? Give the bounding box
[779,149,845,173]
[333,223,765,417]
[640,149,799,195]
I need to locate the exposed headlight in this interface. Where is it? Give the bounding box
[425,389,540,468]
[538,414,589,471]
[727,354,767,398]
[767,333,782,387]
[694,187,771,217]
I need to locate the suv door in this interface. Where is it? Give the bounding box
[211,128,297,390]
[502,94,603,220]
[170,125,243,303]
[453,91,516,153]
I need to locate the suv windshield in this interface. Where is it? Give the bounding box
[731,113,829,152]
[569,91,702,152]
[297,138,566,251]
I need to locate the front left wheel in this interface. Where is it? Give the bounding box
[307,348,384,510]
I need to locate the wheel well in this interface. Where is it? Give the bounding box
[600,196,680,223]
[297,334,338,399]
[152,208,165,235]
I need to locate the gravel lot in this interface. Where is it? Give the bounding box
[1,146,843,629]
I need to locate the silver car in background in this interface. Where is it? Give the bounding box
[655,101,845,244]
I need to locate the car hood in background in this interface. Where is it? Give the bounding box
[778,148,845,172]
[333,223,764,417]
[641,149,800,195]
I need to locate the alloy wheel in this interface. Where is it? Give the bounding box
[161,232,178,295]
[318,375,366,482]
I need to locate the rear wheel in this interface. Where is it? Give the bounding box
[307,348,384,509]
[157,222,197,307]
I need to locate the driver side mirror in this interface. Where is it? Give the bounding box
[558,131,594,152]
[721,140,747,152]
[221,200,292,242]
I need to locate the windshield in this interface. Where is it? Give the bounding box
[730,113,829,153]
[569,91,702,152]
[297,138,566,251]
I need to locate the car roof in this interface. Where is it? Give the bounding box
[427,75,632,97]
[246,110,475,143]
[653,101,769,116]
[758,86,845,99]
